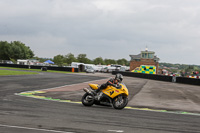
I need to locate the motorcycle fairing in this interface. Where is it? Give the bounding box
[89,84,99,90]
[89,83,129,99]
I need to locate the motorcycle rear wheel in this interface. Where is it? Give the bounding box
[113,95,128,109]
[82,93,95,106]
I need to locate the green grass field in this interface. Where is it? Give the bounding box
[0,67,78,74]
[0,69,38,76]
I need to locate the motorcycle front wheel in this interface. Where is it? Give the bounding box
[113,95,128,109]
[82,93,95,106]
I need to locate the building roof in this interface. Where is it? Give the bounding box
[141,50,155,54]
[130,50,160,62]
[129,54,141,60]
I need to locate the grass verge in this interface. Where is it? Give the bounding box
[0,69,38,76]
[0,67,79,74]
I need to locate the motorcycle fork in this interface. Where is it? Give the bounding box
[115,95,123,102]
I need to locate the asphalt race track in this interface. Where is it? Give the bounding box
[0,71,200,133]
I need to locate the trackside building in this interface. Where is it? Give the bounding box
[129,48,160,74]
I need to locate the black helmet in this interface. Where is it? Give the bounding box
[115,73,123,82]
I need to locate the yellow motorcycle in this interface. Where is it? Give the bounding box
[82,83,129,109]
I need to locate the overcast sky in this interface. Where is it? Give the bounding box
[0,0,200,65]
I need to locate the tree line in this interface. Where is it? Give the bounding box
[159,62,200,71]
[0,41,34,63]
[0,41,129,66]
[159,62,200,75]
[51,53,129,67]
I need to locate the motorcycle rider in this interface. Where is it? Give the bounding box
[94,74,123,96]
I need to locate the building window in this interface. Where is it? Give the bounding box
[148,53,153,59]
[142,53,154,59]
[142,53,146,58]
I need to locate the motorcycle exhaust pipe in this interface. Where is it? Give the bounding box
[83,88,91,94]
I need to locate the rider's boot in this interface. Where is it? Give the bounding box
[93,87,101,100]
[97,92,103,101]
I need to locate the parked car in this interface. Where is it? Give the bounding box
[85,67,95,74]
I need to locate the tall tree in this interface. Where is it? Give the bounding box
[53,55,64,67]
[64,53,77,65]
[104,59,116,65]
[93,57,105,65]
[77,54,92,64]
[0,41,34,61]
[0,41,10,60]
[117,58,129,66]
